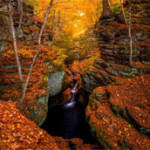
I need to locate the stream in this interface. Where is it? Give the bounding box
[41,78,97,144]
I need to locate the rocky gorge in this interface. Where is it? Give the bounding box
[0,0,150,149]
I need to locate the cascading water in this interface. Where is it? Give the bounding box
[41,75,98,144]
[62,82,80,138]
[71,82,78,95]
[64,82,78,108]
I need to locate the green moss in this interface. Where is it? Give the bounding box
[97,131,111,148]
[89,121,96,133]
[38,97,46,104]
[91,92,104,100]
[88,100,98,110]
[101,115,110,119]
[95,112,100,119]
[120,137,129,150]
[112,105,128,119]
[88,100,94,110]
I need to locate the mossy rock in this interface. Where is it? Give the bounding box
[48,71,66,96]
[105,67,119,76]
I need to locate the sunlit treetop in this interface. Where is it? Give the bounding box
[25,0,120,37]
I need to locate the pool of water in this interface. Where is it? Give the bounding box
[41,99,97,144]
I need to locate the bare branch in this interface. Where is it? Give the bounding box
[53,0,71,7]
[128,0,133,66]
[17,0,23,38]
[8,0,23,85]
[19,0,54,107]
[120,0,128,25]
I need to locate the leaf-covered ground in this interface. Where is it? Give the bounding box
[0,100,100,149]
[86,74,150,149]
[0,101,59,150]
[108,74,150,129]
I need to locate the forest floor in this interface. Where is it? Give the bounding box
[0,101,99,149]
[86,73,150,149]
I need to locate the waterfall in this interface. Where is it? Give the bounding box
[71,83,78,95]
[64,82,78,108]
[70,83,78,102]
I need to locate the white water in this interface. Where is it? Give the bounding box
[64,83,78,108]
[71,83,78,95]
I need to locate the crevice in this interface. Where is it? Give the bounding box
[41,91,100,147]
[111,104,150,137]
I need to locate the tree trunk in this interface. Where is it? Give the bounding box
[52,10,55,31]
[57,11,61,28]
[19,0,54,107]
[17,0,23,38]
[17,0,21,14]
[128,0,133,66]
[120,0,127,24]
[60,14,65,31]
[101,0,113,19]
[109,0,113,5]
[8,1,23,85]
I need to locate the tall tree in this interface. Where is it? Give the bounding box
[8,0,23,85]
[120,0,127,24]
[17,0,23,38]
[17,0,22,14]
[128,0,133,66]
[120,0,133,66]
[19,0,54,107]
[8,0,54,107]
[101,0,113,19]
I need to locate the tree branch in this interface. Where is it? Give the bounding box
[19,0,54,107]
[17,0,23,38]
[8,0,23,85]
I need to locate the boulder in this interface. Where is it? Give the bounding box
[48,71,66,96]
[86,80,150,149]
[48,71,72,106]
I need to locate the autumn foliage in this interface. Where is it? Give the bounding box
[86,74,150,149]
[0,101,59,149]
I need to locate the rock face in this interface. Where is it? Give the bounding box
[86,75,150,149]
[95,0,150,64]
[48,71,72,106]
[81,58,149,95]
[0,1,11,51]
[49,71,66,96]
[82,70,113,93]
[84,1,150,149]
[0,0,52,53]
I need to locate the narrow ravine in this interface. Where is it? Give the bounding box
[41,77,99,146]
